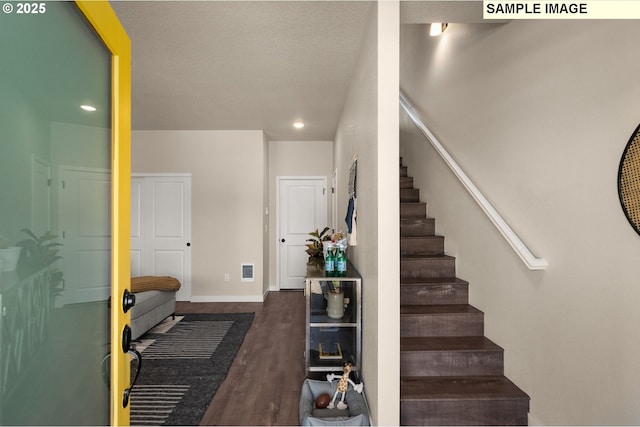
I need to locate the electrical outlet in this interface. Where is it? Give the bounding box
[224,273,230,282]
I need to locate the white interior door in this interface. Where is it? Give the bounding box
[131,174,192,301]
[59,167,111,304]
[277,177,327,290]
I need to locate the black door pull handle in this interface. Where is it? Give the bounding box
[101,348,143,408]
[123,349,142,408]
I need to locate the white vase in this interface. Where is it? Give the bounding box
[0,247,21,272]
[326,291,344,319]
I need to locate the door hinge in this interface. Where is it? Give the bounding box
[61,180,66,189]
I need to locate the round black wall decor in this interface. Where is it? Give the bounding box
[618,123,640,236]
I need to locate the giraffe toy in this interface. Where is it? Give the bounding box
[326,362,363,410]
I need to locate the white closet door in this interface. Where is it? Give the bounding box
[131,174,192,301]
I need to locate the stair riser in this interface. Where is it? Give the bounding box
[401,283,469,305]
[401,258,455,279]
[401,237,444,256]
[401,203,426,219]
[401,314,484,337]
[400,219,435,237]
[400,189,420,203]
[400,399,529,426]
[400,165,408,177]
[401,351,504,377]
[400,176,414,189]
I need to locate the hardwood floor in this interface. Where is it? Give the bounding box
[176,290,306,426]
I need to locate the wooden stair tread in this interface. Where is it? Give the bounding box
[400,216,435,222]
[400,217,435,225]
[401,336,502,352]
[400,376,530,401]
[401,277,468,286]
[401,254,455,261]
[400,235,443,240]
[401,304,483,315]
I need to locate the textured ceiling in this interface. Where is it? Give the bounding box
[110,1,375,141]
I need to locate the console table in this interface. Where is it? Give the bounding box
[304,262,362,378]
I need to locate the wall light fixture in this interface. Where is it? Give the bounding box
[430,23,448,37]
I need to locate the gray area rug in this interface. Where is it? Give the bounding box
[130,313,254,426]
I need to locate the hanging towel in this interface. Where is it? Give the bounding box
[345,197,355,233]
[348,197,357,246]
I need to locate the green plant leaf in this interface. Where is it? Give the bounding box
[20,228,38,241]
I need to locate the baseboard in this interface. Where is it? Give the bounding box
[528,412,545,426]
[190,295,264,303]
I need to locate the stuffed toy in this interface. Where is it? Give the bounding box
[326,362,363,410]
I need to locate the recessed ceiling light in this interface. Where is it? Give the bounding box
[429,23,448,37]
[293,121,305,129]
[80,105,97,112]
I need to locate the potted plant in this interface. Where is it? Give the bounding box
[305,227,331,267]
[16,229,64,302]
[16,229,62,273]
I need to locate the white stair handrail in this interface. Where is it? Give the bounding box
[400,92,548,271]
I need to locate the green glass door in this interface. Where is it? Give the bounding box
[1,2,112,424]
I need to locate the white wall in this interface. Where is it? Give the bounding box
[0,84,51,242]
[131,130,267,302]
[268,140,333,290]
[263,133,270,296]
[334,2,399,424]
[50,120,111,246]
[401,21,640,425]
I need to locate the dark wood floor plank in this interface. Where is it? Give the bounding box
[176,290,306,426]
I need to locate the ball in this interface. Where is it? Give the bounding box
[315,393,331,409]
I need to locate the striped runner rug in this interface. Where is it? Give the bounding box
[129,313,254,426]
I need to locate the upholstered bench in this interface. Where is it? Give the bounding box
[299,379,370,426]
[130,276,181,340]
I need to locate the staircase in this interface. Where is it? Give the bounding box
[399,158,530,426]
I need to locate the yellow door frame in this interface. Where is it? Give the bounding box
[74,2,131,425]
